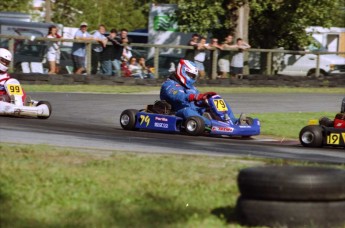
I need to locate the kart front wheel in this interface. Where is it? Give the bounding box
[299,125,323,147]
[120,109,138,130]
[185,116,205,136]
[37,101,52,119]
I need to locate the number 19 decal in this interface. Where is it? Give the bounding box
[327,133,340,145]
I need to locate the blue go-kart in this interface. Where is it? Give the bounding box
[119,94,260,137]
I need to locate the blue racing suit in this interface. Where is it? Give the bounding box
[160,77,212,127]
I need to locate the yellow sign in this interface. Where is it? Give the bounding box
[6,84,23,96]
[327,133,340,145]
[213,99,228,112]
[308,119,318,125]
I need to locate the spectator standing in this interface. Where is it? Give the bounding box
[217,34,237,78]
[71,22,93,74]
[194,36,211,79]
[100,29,117,76]
[46,25,60,74]
[108,29,123,77]
[184,33,199,61]
[138,57,154,79]
[91,24,107,74]
[230,38,251,79]
[128,57,144,79]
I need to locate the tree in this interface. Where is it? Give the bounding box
[171,0,343,49]
[51,0,147,31]
[249,0,342,49]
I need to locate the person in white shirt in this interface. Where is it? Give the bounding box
[230,38,251,79]
[194,36,211,79]
[128,57,144,79]
[46,25,60,74]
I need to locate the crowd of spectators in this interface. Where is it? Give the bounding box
[48,22,152,78]
[184,33,251,79]
[47,21,250,79]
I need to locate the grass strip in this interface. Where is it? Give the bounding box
[23,85,345,94]
[250,112,334,139]
[1,143,343,227]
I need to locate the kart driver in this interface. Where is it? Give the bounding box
[160,59,217,128]
[0,48,13,101]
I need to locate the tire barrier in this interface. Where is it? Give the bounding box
[235,166,345,228]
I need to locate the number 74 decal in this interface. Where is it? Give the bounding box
[327,133,345,145]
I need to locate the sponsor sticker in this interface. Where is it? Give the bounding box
[212,126,233,132]
[154,122,169,128]
[155,116,168,122]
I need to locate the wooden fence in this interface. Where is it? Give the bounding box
[1,34,344,78]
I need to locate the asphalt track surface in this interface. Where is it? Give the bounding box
[1,92,344,164]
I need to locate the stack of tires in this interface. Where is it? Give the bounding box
[235,166,345,228]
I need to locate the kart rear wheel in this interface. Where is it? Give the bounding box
[299,125,323,147]
[120,109,138,130]
[185,116,205,136]
[37,101,52,119]
[341,97,345,113]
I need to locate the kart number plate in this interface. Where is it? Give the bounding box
[327,133,345,145]
[6,84,23,96]
[213,99,228,112]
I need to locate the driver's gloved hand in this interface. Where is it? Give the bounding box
[188,93,204,101]
[188,92,217,102]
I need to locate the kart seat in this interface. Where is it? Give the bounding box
[146,100,174,115]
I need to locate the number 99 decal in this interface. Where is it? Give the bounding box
[6,84,23,96]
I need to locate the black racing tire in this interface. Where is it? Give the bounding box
[237,166,345,201]
[341,97,345,113]
[184,116,205,136]
[37,101,52,119]
[120,109,138,130]
[299,125,323,147]
[236,196,345,228]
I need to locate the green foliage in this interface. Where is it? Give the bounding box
[51,0,147,31]
[176,0,226,37]
[0,0,31,12]
[249,0,342,49]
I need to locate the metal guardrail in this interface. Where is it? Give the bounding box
[1,34,345,78]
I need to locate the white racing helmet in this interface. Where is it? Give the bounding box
[0,48,12,73]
